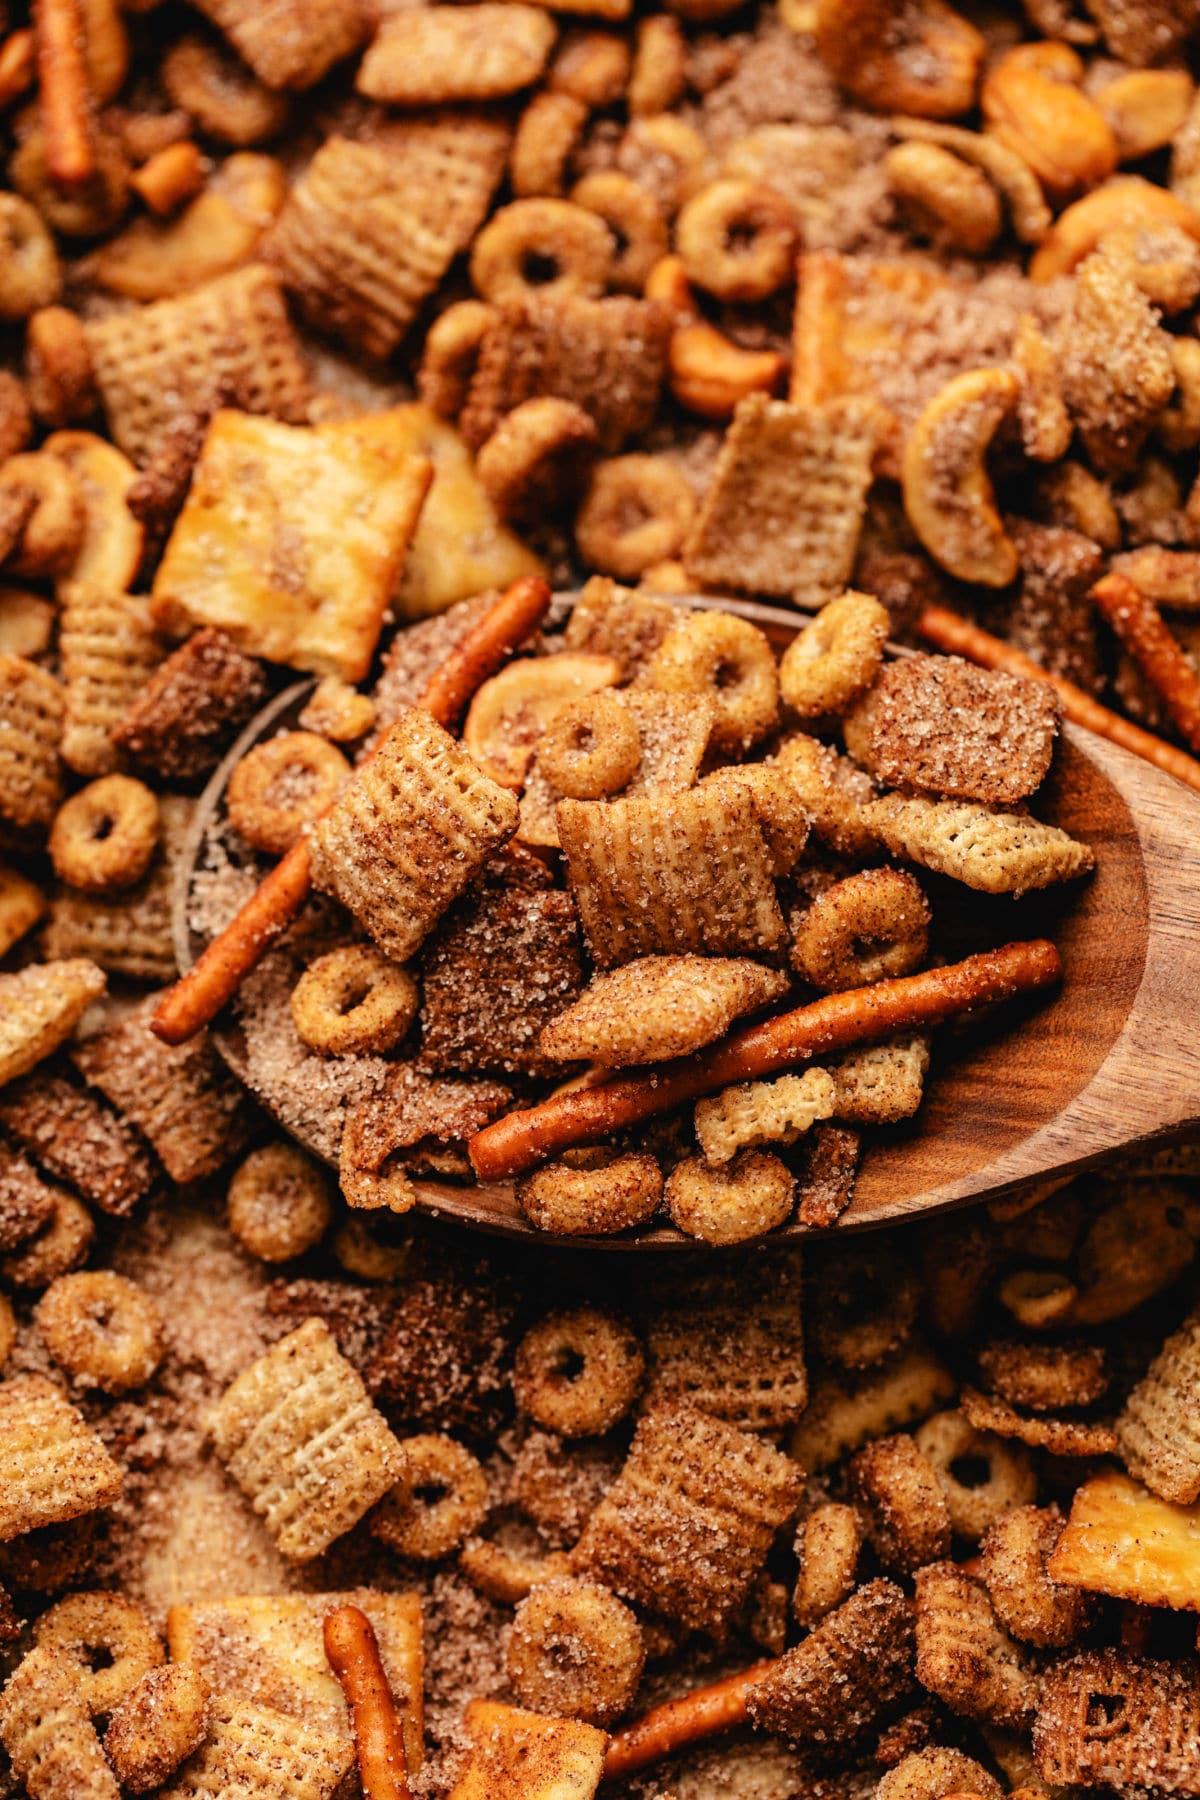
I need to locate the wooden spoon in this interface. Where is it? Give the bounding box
[173,594,1200,1247]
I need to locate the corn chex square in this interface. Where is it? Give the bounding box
[0,1374,123,1540]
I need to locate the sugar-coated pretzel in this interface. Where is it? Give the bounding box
[603,1660,773,1777]
[469,940,1062,1179]
[34,0,95,188]
[1091,570,1200,755]
[324,1603,414,1800]
[151,576,551,1046]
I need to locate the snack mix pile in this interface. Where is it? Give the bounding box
[4,0,1200,1794]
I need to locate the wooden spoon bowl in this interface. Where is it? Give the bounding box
[174,595,1200,1247]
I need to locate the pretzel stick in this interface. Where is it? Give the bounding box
[470,939,1062,1180]
[603,1662,773,1779]
[916,602,1200,798]
[1090,570,1200,755]
[152,575,552,1045]
[0,29,35,109]
[34,0,94,186]
[324,1604,413,1800]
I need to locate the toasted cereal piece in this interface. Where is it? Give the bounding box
[779,590,889,720]
[358,5,556,105]
[914,1561,1037,1730]
[1,1186,94,1292]
[558,785,785,968]
[789,1344,957,1472]
[298,678,374,745]
[0,1149,56,1252]
[511,92,589,200]
[1115,1304,1200,1503]
[538,691,643,800]
[0,586,52,660]
[684,395,876,601]
[50,776,158,897]
[104,1664,211,1796]
[43,793,193,984]
[166,1589,422,1770]
[310,709,518,963]
[191,0,365,90]
[0,1374,123,1540]
[37,1273,161,1395]
[981,1503,1098,1648]
[266,121,509,360]
[977,1338,1108,1413]
[862,793,1094,898]
[1048,1468,1200,1612]
[846,656,1061,807]
[515,1308,644,1438]
[84,264,311,468]
[808,1242,919,1370]
[876,1746,1002,1800]
[539,954,788,1068]
[960,1385,1116,1457]
[153,412,431,684]
[226,1143,332,1263]
[463,650,621,790]
[448,1699,606,1800]
[470,198,613,305]
[570,1403,802,1635]
[365,1250,518,1438]
[0,1644,119,1800]
[562,578,683,678]
[1007,520,1104,694]
[849,1435,951,1576]
[694,1069,835,1165]
[916,1410,1036,1542]
[371,1433,488,1562]
[0,961,105,1091]
[0,1070,155,1217]
[790,869,930,993]
[419,877,583,1078]
[793,1502,863,1627]
[291,946,417,1060]
[478,397,598,523]
[110,627,266,787]
[642,1257,808,1430]
[461,293,670,453]
[73,995,251,1183]
[831,1036,930,1125]
[507,1431,619,1548]
[0,862,44,956]
[226,732,349,857]
[516,1153,665,1237]
[747,1579,915,1751]
[156,1697,350,1800]
[774,731,877,860]
[574,453,694,578]
[1033,1649,1200,1792]
[642,610,779,754]
[665,1151,795,1244]
[508,1578,643,1729]
[0,652,63,834]
[1061,251,1175,476]
[57,588,162,780]
[346,1061,511,1178]
[794,1121,861,1228]
[208,1318,405,1560]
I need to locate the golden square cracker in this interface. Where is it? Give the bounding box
[641,1258,808,1431]
[157,1699,351,1800]
[1115,1304,1200,1504]
[448,1699,606,1800]
[0,653,63,835]
[58,587,164,779]
[1033,1649,1200,1792]
[266,120,510,360]
[43,795,193,985]
[569,1403,802,1634]
[845,656,1061,807]
[832,1036,930,1125]
[745,1580,914,1753]
[1049,1470,1200,1612]
[539,953,788,1067]
[694,1068,836,1165]
[357,5,557,104]
[208,1319,406,1560]
[310,709,519,963]
[0,1374,123,1540]
[167,1590,423,1773]
[191,0,366,90]
[0,1645,119,1800]
[861,793,1095,897]
[0,960,106,1090]
[0,863,45,958]
[684,395,877,601]
[72,993,252,1183]
[461,294,671,453]
[84,265,313,469]
[0,1070,156,1218]
[152,411,431,684]
[557,786,786,969]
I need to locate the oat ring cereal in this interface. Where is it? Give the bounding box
[645,609,779,752]
[469,198,615,304]
[516,1153,664,1235]
[664,1150,796,1244]
[460,1535,573,1604]
[225,729,350,858]
[571,172,669,292]
[507,1577,645,1727]
[779,591,890,718]
[225,1141,333,1262]
[49,775,159,894]
[290,942,418,1057]
[514,1307,645,1437]
[916,1409,1038,1541]
[34,1590,164,1716]
[675,178,799,301]
[371,1433,489,1561]
[792,867,932,992]
[538,691,642,799]
[35,1270,164,1393]
[0,195,60,322]
[574,454,696,580]
[1,1189,95,1290]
